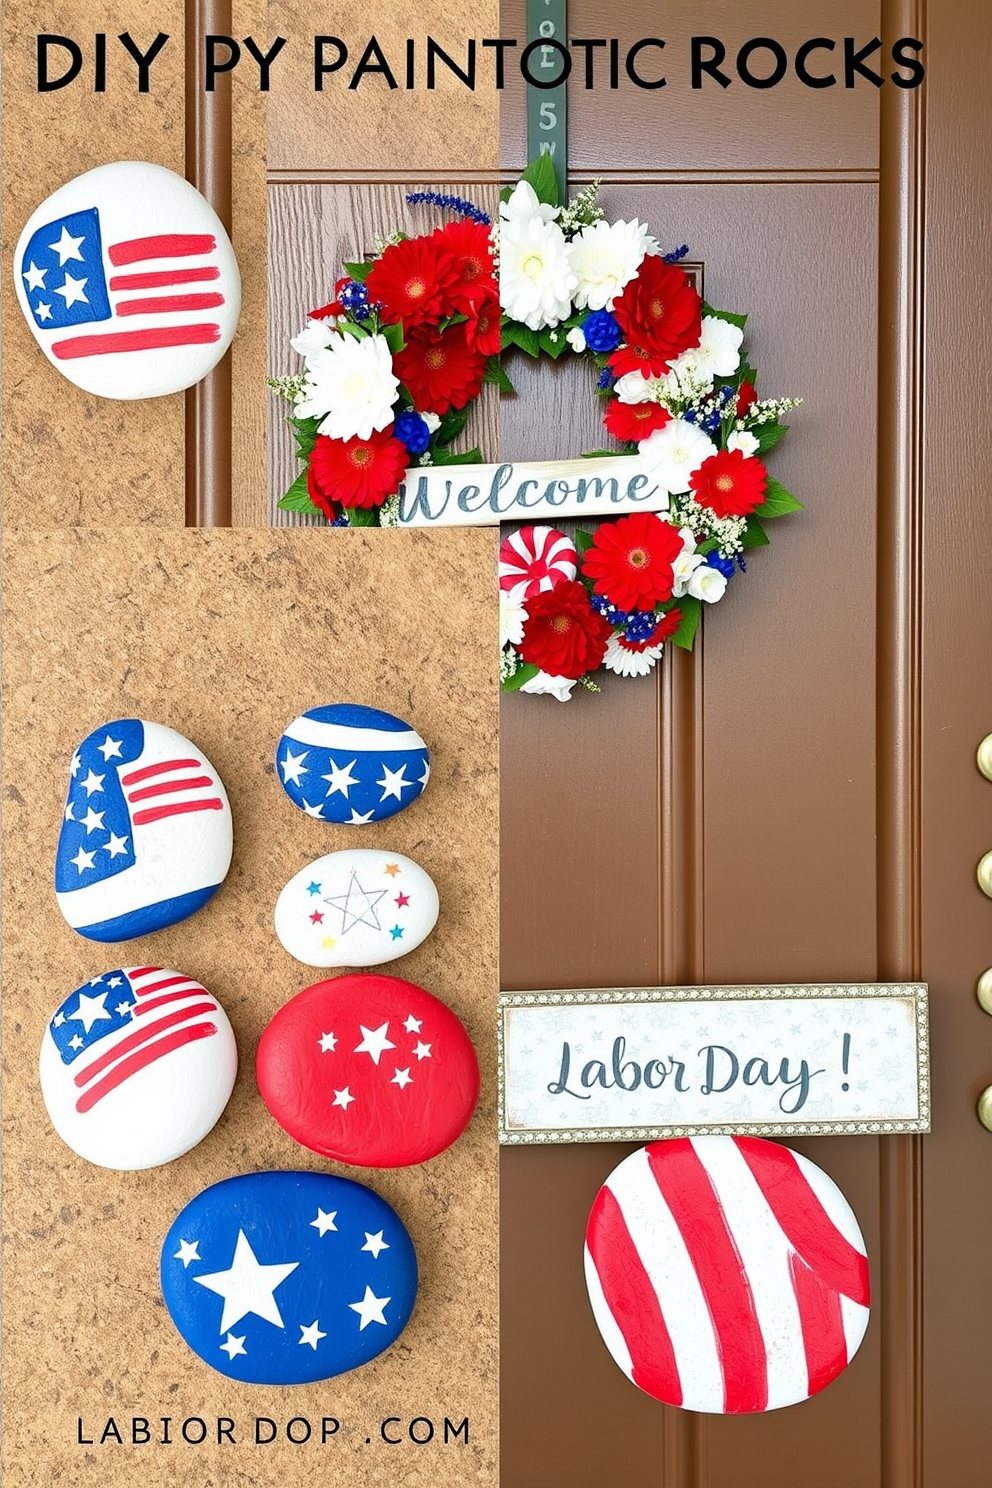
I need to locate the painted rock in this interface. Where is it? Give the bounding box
[274,849,439,969]
[39,967,237,1170]
[55,719,233,942]
[257,973,479,1167]
[276,704,429,824]
[14,161,240,400]
[161,1171,417,1384]
[585,1136,870,1413]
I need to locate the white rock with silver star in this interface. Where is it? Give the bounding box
[274,850,439,969]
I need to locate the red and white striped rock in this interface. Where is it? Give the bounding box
[584,1136,870,1413]
[498,526,577,599]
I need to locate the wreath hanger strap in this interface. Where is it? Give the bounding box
[525,0,569,204]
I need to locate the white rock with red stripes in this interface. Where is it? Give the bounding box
[584,1135,871,1413]
[39,967,238,1170]
[14,161,241,399]
[54,719,233,942]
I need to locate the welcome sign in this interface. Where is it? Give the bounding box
[396,454,666,527]
[499,984,930,1143]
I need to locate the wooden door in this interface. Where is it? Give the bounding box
[499,1,992,1484]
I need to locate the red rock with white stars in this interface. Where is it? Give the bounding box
[256,974,480,1167]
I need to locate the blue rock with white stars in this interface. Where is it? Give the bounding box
[55,719,233,942]
[161,1171,418,1384]
[276,704,430,825]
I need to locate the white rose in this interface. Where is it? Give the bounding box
[290,317,337,362]
[567,326,587,353]
[688,565,729,604]
[518,670,577,702]
[728,429,760,457]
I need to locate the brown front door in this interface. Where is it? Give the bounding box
[499,1,992,1483]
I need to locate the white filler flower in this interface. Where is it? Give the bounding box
[567,218,659,312]
[295,332,400,442]
[639,419,717,494]
[499,216,578,331]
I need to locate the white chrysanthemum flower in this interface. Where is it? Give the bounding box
[688,564,729,603]
[499,589,528,648]
[567,326,587,353]
[614,369,667,405]
[603,632,666,678]
[727,428,760,457]
[290,317,338,362]
[518,670,577,702]
[639,419,717,494]
[499,215,578,331]
[499,179,560,225]
[567,218,660,312]
[666,315,743,387]
[294,332,399,442]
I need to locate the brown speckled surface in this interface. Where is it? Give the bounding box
[1,528,498,1484]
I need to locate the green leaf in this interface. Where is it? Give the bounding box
[754,421,787,455]
[759,477,804,519]
[342,505,379,527]
[381,321,405,355]
[436,407,470,446]
[538,326,570,359]
[290,415,321,461]
[575,529,595,555]
[580,447,636,459]
[702,303,748,330]
[501,321,541,358]
[502,661,540,693]
[738,361,757,386]
[343,260,372,283]
[484,356,516,394]
[429,446,483,467]
[741,516,770,549]
[671,596,702,651]
[278,470,320,514]
[337,320,367,340]
[519,153,559,208]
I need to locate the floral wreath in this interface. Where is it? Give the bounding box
[271,157,802,702]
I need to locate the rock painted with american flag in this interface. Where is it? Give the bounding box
[161,1171,418,1385]
[276,704,430,825]
[274,849,439,968]
[14,161,240,399]
[256,973,480,1167]
[39,967,237,1170]
[55,719,233,942]
[584,1136,870,1413]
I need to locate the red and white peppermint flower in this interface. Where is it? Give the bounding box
[498,526,578,599]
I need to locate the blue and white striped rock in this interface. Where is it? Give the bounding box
[274,849,439,969]
[275,705,430,824]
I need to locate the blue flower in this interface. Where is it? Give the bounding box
[339,279,369,312]
[405,190,491,226]
[582,311,622,354]
[393,411,431,455]
[705,551,736,579]
[624,610,660,643]
[331,515,350,527]
[596,367,616,391]
[590,594,630,627]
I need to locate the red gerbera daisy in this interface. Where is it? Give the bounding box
[581,511,685,611]
[609,257,703,378]
[308,428,409,511]
[393,323,487,415]
[519,581,614,679]
[434,220,497,314]
[306,462,340,521]
[603,398,671,444]
[689,448,767,518]
[365,236,459,328]
[464,294,502,357]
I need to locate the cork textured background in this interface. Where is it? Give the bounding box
[0,1,268,527]
[1,529,499,1485]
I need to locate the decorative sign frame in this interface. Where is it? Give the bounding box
[498,983,930,1144]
